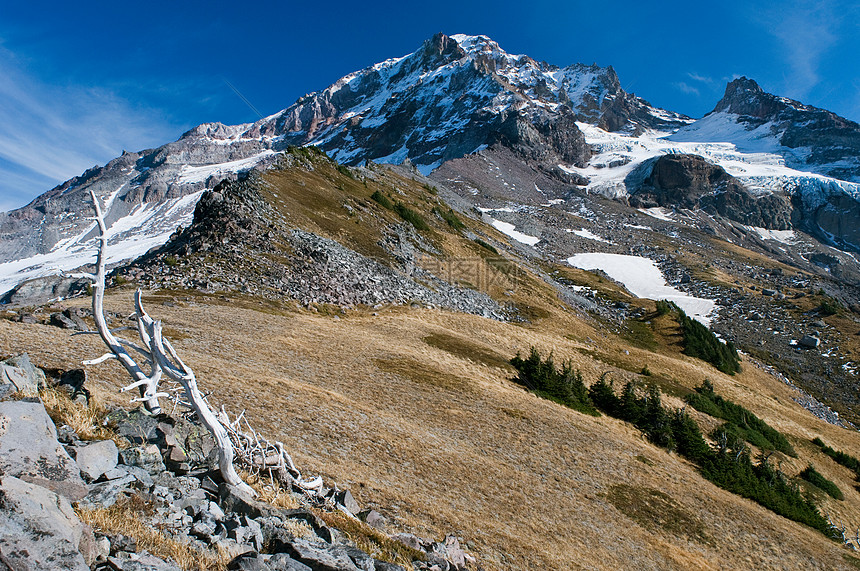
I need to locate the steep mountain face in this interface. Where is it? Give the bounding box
[0,33,689,294]
[674,77,860,182]
[629,154,793,229]
[265,33,690,169]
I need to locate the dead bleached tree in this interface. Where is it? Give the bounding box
[79,190,325,500]
[220,407,324,497]
[80,190,254,496]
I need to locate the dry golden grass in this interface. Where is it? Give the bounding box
[236,469,301,510]
[5,285,860,570]
[317,510,425,566]
[76,494,230,571]
[39,386,127,447]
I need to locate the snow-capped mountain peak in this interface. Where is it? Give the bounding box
[673,76,860,183]
[2,33,860,298]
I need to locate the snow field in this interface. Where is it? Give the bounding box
[566,252,716,326]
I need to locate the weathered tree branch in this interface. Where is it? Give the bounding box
[85,190,162,414]
[82,190,255,496]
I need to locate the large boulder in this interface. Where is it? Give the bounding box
[0,275,90,306]
[0,400,88,501]
[71,439,119,481]
[630,154,793,229]
[0,353,47,397]
[0,474,91,571]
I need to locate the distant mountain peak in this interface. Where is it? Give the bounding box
[688,75,860,182]
[712,76,774,118]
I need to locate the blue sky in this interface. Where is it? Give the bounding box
[1,0,858,211]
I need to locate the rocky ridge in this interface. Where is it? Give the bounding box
[709,77,860,182]
[628,154,793,229]
[113,160,506,321]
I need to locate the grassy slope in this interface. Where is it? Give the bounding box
[4,160,860,569]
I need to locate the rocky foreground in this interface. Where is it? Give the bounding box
[0,353,473,571]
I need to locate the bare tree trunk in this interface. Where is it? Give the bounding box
[82,190,254,496]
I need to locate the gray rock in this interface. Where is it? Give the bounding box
[0,400,88,501]
[391,533,423,552]
[166,444,190,474]
[280,537,362,571]
[267,553,313,571]
[228,552,273,571]
[0,474,90,571]
[799,334,821,349]
[63,308,89,330]
[0,275,90,307]
[342,546,382,571]
[358,509,387,530]
[78,474,136,508]
[1,353,47,396]
[123,464,155,487]
[214,538,256,561]
[72,438,119,481]
[79,523,100,566]
[336,489,361,515]
[50,311,79,329]
[192,519,218,539]
[220,484,328,531]
[206,500,226,521]
[443,535,466,570]
[95,534,112,560]
[107,551,183,571]
[120,443,167,474]
[109,407,161,445]
[245,515,264,552]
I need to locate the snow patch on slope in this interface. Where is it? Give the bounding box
[0,191,203,295]
[567,253,716,325]
[178,150,278,184]
[490,219,540,246]
[567,228,613,244]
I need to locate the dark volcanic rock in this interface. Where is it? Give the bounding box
[630,154,792,229]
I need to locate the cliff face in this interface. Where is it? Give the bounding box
[630,154,793,230]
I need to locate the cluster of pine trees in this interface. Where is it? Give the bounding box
[510,348,597,415]
[654,300,741,375]
[510,349,835,538]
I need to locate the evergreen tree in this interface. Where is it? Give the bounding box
[588,374,619,417]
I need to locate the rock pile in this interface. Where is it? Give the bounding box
[118,175,507,321]
[0,355,476,571]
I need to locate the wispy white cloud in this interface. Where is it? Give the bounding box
[0,48,182,212]
[686,72,714,85]
[675,82,700,96]
[752,1,838,99]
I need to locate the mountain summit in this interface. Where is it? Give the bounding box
[2,33,860,295]
[676,76,860,182]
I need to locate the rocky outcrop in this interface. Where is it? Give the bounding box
[0,399,88,501]
[119,173,508,320]
[804,190,860,251]
[710,77,860,182]
[630,154,793,229]
[0,275,91,306]
[0,361,475,571]
[0,352,47,397]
